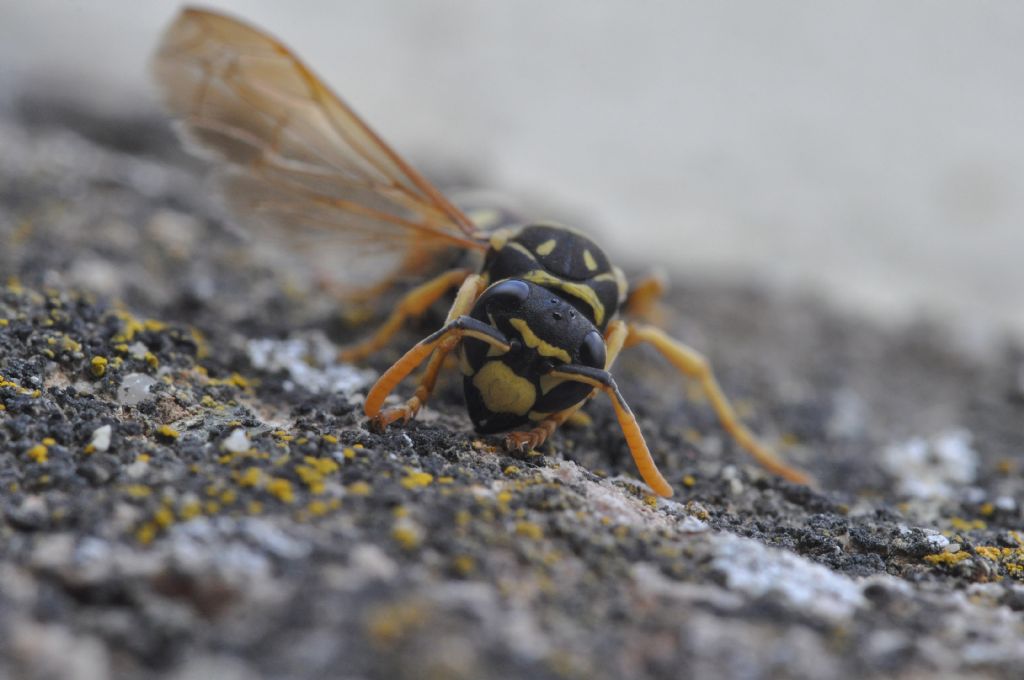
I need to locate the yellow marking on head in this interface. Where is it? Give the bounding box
[522,270,606,325]
[535,239,557,256]
[528,410,553,421]
[539,374,566,395]
[509,318,572,364]
[583,249,598,271]
[472,361,536,415]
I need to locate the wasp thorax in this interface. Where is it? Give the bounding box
[461,279,608,434]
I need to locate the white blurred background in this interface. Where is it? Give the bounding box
[2,1,1022,339]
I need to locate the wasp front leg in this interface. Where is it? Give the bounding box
[365,274,489,428]
[511,365,674,497]
[623,323,813,486]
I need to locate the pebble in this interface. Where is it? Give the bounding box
[117,373,158,406]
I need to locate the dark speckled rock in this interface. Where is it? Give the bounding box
[1,105,1023,680]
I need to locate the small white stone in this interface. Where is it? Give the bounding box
[117,373,158,406]
[88,425,112,453]
[127,341,149,359]
[923,532,950,551]
[994,496,1017,512]
[880,429,978,499]
[222,428,251,453]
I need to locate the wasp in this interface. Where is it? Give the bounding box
[152,7,811,497]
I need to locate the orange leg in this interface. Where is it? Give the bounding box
[624,323,813,486]
[365,274,489,427]
[623,272,669,325]
[338,268,472,363]
[520,365,673,498]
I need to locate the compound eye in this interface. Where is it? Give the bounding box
[483,279,531,309]
[579,330,606,369]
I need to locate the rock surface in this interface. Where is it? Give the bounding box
[1,107,1023,679]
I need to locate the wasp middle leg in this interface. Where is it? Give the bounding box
[339,268,472,363]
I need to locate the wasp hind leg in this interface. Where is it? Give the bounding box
[623,271,669,325]
[623,323,813,486]
[338,268,472,363]
[364,274,490,428]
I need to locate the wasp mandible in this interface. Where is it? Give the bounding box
[152,7,811,497]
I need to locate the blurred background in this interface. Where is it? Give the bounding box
[2,0,1022,340]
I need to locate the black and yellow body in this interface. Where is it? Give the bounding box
[460,224,625,433]
[154,7,813,499]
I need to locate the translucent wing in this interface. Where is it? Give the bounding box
[152,7,486,291]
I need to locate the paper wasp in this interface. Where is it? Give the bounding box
[152,7,811,497]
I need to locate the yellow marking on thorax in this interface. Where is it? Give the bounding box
[535,239,557,256]
[472,361,536,415]
[488,228,515,251]
[612,266,628,304]
[521,270,606,326]
[583,249,598,271]
[506,241,537,261]
[509,318,572,363]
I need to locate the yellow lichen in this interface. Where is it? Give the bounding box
[179,500,202,520]
[347,481,372,496]
[400,470,434,490]
[366,601,426,646]
[453,555,476,575]
[950,517,987,531]
[304,456,339,475]
[924,551,972,566]
[238,467,263,487]
[266,477,295,503]
[90,356,108,377]
[26,444,48,464]
[136,522,158,545]
[515,521,544,540]
[156,425,179,440]
[392,524,422,550]
[123,485,152,498]
[307,500,330,517]
[153,506,175,528]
